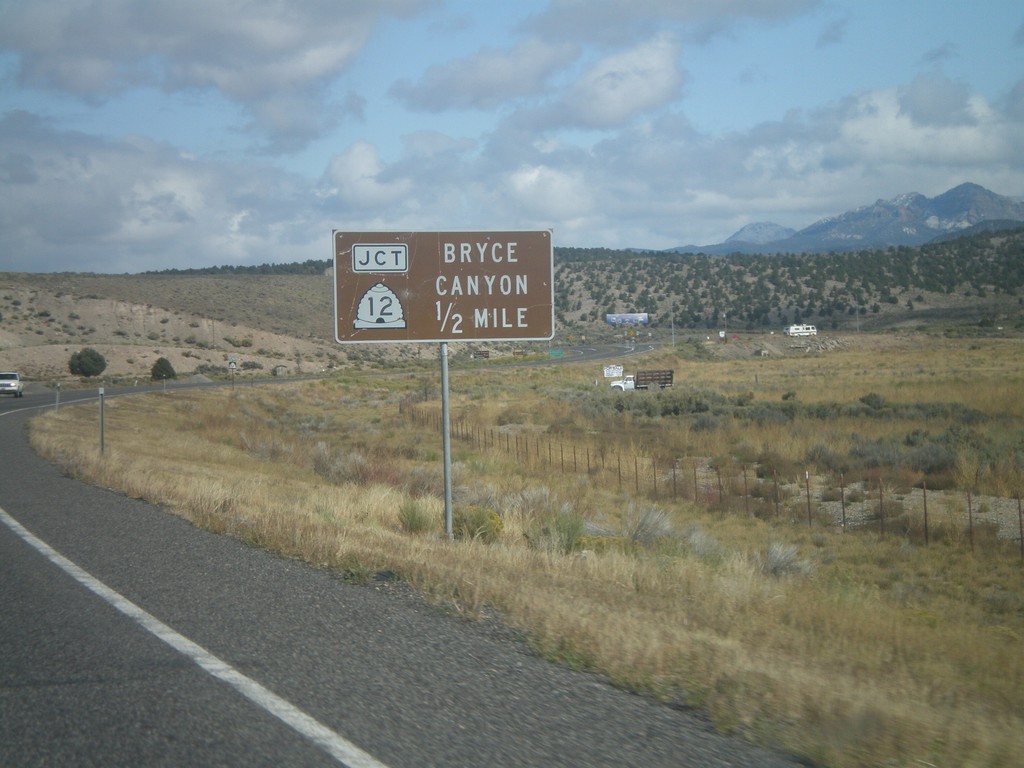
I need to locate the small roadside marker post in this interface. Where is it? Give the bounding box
[98,386,105,455]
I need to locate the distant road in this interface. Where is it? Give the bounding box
[0,386,800,767]
[2,341,650,408]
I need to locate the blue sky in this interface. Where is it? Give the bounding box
[1,0,1022,273]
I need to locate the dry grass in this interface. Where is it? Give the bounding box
[27,336,1024,768]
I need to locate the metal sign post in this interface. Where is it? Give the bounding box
[440,343,454,539]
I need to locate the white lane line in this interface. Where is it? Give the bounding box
[0,505,389,768]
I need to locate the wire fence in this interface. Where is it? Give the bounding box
[401,401,1024,562]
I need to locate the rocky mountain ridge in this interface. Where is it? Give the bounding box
[669,182,1024,255]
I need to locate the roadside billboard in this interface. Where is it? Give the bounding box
[605,313,649,327]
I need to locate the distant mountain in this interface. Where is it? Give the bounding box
[667,182,1024,255]
[724,222,796,245]
[926,219,1024,243]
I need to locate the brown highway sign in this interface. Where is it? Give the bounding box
[333,230,554,344]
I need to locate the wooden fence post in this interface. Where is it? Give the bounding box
[773,469,780,517]
[743,466,749,516]
[878,478,885,535]
[923,480,929,545]
[805,471,812,528]
[1017,494,1023,564]
[840,472,846,531]
[967,488,974,553]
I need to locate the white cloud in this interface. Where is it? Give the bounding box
[561,34,683,127]
[526,0,818,43]
[505,164,593,219]
[0,111,317,272]
[1006,78,1024,120]
[470,76,1024,248]
[0,0,433,149]
[898,72,974,127]
[2,2,1023,268]
[841,89,1011,166]
[323,142,414,208]
[390,38,579,111]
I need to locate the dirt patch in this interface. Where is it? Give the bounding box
[701,332,925,360]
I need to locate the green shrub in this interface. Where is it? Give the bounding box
[806,444,847,473]
[860,392,886,410]
[819,487,844,502]
[69,347,107,377]
[524,508,586,553]
[577,534,635,554]
[691,413,720,432]
[903,443,956,474]
[756,450,800,482]
[398,501,434,534]
[683,524,721,560]
[194,364,228,376]
[453,504,503,543]
[311,442,369,485]
[621,503,671,544]
[850,437,901,469]
[760,542,812,577]
[151,357,176,381]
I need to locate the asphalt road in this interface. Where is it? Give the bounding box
[0,386,804,767]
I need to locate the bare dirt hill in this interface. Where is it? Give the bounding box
[0,273,344,381]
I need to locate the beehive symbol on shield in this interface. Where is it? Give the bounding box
[354,282,406,329]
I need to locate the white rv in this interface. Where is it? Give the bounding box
[783,324,817,337]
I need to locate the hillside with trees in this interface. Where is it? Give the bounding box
[1,227,1022,381]
[554,226,1024,333]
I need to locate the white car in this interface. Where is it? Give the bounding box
[0,372,24,397]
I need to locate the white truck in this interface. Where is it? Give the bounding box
[610,369,674,391]
[783,324,817,337]
[0,372,24,397]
